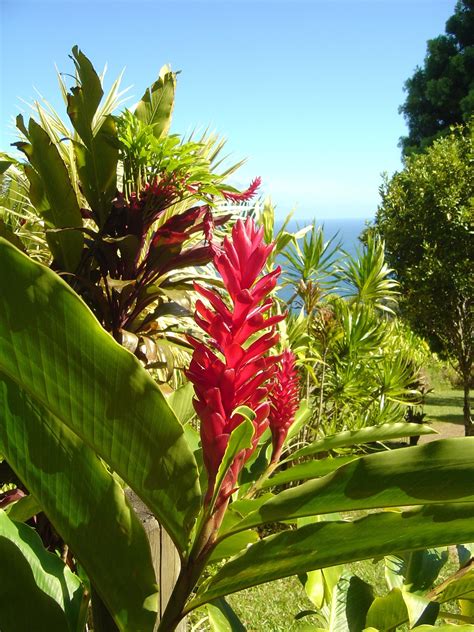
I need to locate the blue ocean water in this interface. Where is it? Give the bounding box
[276,216,370,257]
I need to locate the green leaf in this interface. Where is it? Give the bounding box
[286,422,437,462]
[191,504,474,608]
[167,381,196,425]
[285,399,311,443]
[385,548,448,593]
[345,576,374,631]
[67,46,103,144]
[432,568,474,604]
[72,115,118,227]
[207,597,246,632]
[224,439,474,534]
[14,118,83,271]
[0,239,200,552]
[5,494,41,523]
[135,67,176,138]
[261,456,357,489]
[208,530,259,564]
[210,418,254,511]
[413,627,474,631]
[0,373,158,631]
[0,218,25,252]
[366,588,438,630]
[365,588,408,630]
[0,510,85,632]
[64,47,118,226]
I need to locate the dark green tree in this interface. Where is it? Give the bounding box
[375,122,473,435]
[399,0,474,155]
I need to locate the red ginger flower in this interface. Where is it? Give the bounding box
[221,177,261,203]
[186,217,285,509]
[269,349,299,464]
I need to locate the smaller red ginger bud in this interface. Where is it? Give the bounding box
[269,349,299,464]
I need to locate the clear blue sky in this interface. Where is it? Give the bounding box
[0,0,455,220]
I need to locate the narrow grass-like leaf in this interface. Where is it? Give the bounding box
[285,422,437,462]
[261,456,357,489]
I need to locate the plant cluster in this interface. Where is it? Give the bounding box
[0,49,473,632]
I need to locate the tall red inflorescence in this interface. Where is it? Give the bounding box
[268,349,299,464]
[186,217,285,510]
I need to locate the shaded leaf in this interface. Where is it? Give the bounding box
[0,239,201,552]
[0,509,85,632]
[0,373,158,631]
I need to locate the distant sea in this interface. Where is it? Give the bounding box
[276,216,370,257]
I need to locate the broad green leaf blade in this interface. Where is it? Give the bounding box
[0,510,84,632]
[167,381,196,425]
[135,68,176,138]
[0,240,201,552]
[432,568,474,604]
[302,569,325,609]
[286,422,436,462]
[72,116,118,227]
[14,118,83,271]
[366,588,438,630]
[385,548,448,593]
[5,494,41,523]
[365,588,408,630]
[402,591,438,627]
[261,456,357,489]
[211,418,254,511]
[65,47,118,226]
[208,530,259,564]
[207,598,246,632]
[225,439,474,535]
[413,627,474,631]
[67,46,103,144]
[345,576,374,632]
[191,504,474,609]
[0,373,158,631]
[285,399,311,443]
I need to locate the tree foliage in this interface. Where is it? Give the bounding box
[399,0,474,155]
[375,122,473,433]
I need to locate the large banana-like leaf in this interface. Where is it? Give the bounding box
[67,46,118,226]
[190,504,474,608]
[0,239,200,552]
[224,439,474,535]
[135,67,176,138]
[13,117,83,271]
[0,509,85,632]
[0,373,158,631]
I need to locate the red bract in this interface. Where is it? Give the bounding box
[268,349,299,464]
[186,217,285,509]
[222,177,261,203]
